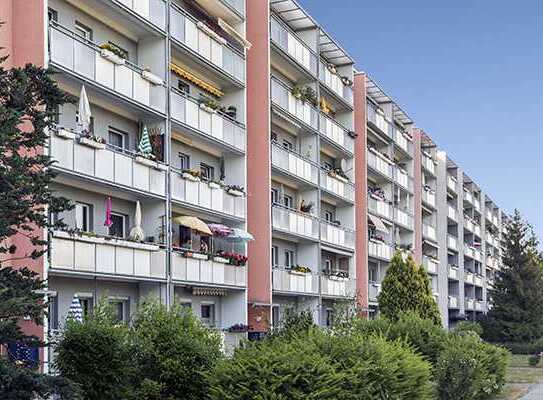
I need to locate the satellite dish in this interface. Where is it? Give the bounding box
[340,159,347,171]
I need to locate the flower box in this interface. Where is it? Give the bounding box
[191,253,209,261]
[288,270,308,276]
[135,156,167,171]
[213,256,229,264]
[55,128,76,140]
[226,189,244,197]
[100,49,125,65]
[141,70,164,86]
[328,275,348,282]
[208,181,222,190]
[79,137,106,150]
[199,103,216,114]
[182,172,200,182]
[331,174,349,183]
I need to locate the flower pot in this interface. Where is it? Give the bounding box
[289,270,307,276]
[135,156,167,171]
[182,172,200,182]
[55,128,76,140]
[79,137,106,150]
[213,256,229,264]
[141,70,164,86]
[227,189,244,197]
[100,49,125,65]
[192,253,209,261]
[208,181,222,189]
[199,103,216,114]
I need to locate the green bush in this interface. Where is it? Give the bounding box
[270,308,315,339]
[131,301,223,400]
[498,337,543,354]
[528,354,541,366]
[454,321,484,337]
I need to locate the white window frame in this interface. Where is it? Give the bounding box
[109,212,127,238]
[283,194,293,209]
[179,153,190,170]
[74,21,93,41]
[75,202,92,232]
[108,127,128,150]
[271,245,279,267]
[284,250,295,268]
[108,296,130,323]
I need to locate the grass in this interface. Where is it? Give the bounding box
[494,354,543,400]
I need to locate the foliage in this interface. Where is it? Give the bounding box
[454,321,484,337]
[378,252,441,326]
[483,210,543,342]
[528,353,541,366]
[499,338,543,354]
[270,308,315,339]
[130,301,223,400]
[53,302,134,400]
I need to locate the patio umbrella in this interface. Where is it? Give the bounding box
[67,294,83,323]
[77,85,92,134]
[173,216,212,235]
[138,125,153,156]
[129,201,144,242]
[225,228,254,242]
[104,197,113,228]
[208,223,233,237]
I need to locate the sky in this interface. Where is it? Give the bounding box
[298,0,543,242]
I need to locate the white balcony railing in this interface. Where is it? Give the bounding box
[318,60,353,105]
[464,246,475,259]
[319,113,354,154]
[271,143,318,184]
[367,103,393,138]
[422,153,436,175]
[394,168,413,192]
[447,175,457,192]
[320,221,355,249]
[447,235,458,251]
[448,205,457,221]
[422,189,436,208]
[171,252,246,287]
[464,217,474,232]
[465,271,474,284]
[272,268,319,295]
[368,282,382,301]
[448,296,459,308]
[270,77,318,129]
[393,128,414,154]
[474,200,481,212]
[474,275,483,287]
[170,89,246,152]
[394,208,414,229]
[475,301,484,312]
[117,0,166,30]
[320,171,355,202]
[368,196,392,220]
[170,172,246,219]
[51,131,167,196]
[272,205,319,239]
[474,223,481,237]
[367,148,393,178]
[49,22,166,113]
[320,276,356,298]
[270,16,317,75]
[170,5,245,82]
[448,265,459,280]
[50,230,167,279]
[423,224,437,242]
[465,298,475,310]
[464,189,473,204]
[423,256,439,274]
[368,239,393,261]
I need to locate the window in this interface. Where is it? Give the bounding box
[284,250,294,268]
[48,295,58,331]
[177,80,190,94]
[368,264,378,283]
[326,309,334,328]
[323,161,334,171]
[74,21,93,41]
[109,298,129,323]
[179,226,192,249]
[324,210,334,222]
[179,301,192,310]
[200,163,215,181]
[108,128,128,150]
[48,8,58,22]
[283,194,293,209]
[324,258,334,274]
[201,304,215,326]
[272,306,280,328]
[75,202,92,232]
[109,212,127,238]
[179,153,190,170]
[79,296,93,320]
[106,41,128,59]
[270,188,279,204]
[282,139,293,151]
[271,246,279,267]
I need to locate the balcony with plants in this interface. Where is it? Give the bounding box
[368,185,393,221]
[319,155,355,203]
[367,101,393,139]
[319,208,355,250]
[270,76,319,131]
[368,223,394,262]
[318,97,355,155]
[367,144,394,180]
[271,201,320,241]
[318,59,353,108]
[321,251,355,298]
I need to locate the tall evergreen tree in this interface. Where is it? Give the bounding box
[378,252,441,326]
[482,209,543,342]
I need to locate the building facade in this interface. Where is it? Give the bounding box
[1,0,506,368]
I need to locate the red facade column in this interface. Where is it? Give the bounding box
[246,0,272,333]
[353,73,369,314]
[413,128,423,263]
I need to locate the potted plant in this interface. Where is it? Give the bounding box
[299,200,314,214]
[341,76,353,87]
[224,105,237,120]
[329,168,349,183]
[302,86,317,107]
[290,265,311,274]
[55,127,76,140]
[181,168,201,182]
[347,130,358,139]
[326,63,337,74]
[79,133,106,150]
[98,43,126,65]
[291,86,303,101]
[213,253,230,264]
[217,251,248,266]
[191,252,209,261]
[199,96,220,113]
[208,179,223,189]
[141,67,164,86]
[225,184,245,197]
[225,323,249,333]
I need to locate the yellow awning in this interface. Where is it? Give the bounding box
[170,63,223,98]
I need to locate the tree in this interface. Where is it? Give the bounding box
[481,209,543,342]
[378,252,441,325]
[0,53,74,398]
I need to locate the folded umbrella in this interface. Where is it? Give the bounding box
[129,201,145,242]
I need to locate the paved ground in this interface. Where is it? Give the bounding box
[520,383,543,400]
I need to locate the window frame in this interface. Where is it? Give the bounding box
[271,245,279,267]
[108,297,130,323]
[74,21,93,41]
[283,194,293,209]
[200,162,215,182]
[200,303,215,326]
[284,250,295,268]
[271,188,279,204]
[109,212,128,238]
[179,152,190,170]
[108,127,129,150]
[75,202,92,232]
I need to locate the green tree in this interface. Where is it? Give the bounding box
[482,209,543,342]
[0,50,74,398]
[378,252,441,325]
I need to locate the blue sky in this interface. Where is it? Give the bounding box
[298,0,543,242]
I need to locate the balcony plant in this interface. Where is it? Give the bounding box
[347,130,357,139]
[55,126,76,140]
[291,86,303,101]
[140,66,164,86]
[79,133,106,150]
[302,86,318,107]
[299,200,314,214]
[327,270,349,280]
[225,323,249,333]
[341,76,353,87]
[212,253,230,264]
[225,184,245,197]
[328,167,349,183]
[216,251,248,266]
[208,179,223,190]
[181,168,201,182]
[224,105,237,120]
[98,43,126,65]
[199,95,220,114]
[290,264,311,274]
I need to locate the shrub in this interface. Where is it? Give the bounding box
[528,353,541,366]
[454,321,484,337]
[131,301,223,400]
[270,308,315,339]
[493,337,543,354]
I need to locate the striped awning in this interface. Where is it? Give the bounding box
[170,63,223,97]
[368,214,388,233]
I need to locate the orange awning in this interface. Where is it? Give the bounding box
[170,63,223,98]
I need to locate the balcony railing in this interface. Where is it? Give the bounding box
[422,153,436,175]
[270,77,318,129]
[170,5,245,83]
[271,142,318,184]
[464,189,473,204]
[170,171,246,219]
[270,16,317,75]
[393,128,414,155]
[448,205,457,221]
[171,251,246,287]
[474,275,483,287]
[368,196,392,220]
[319,113,354,154]
[366,102,393,138]
[170,88,246,152]
[394,208,414,229]
[475,300,484,312]
[368,239,393,261]
[367,148,393,179]
[320,275,356,298]
[448,296,459,308]
[465,271,474,284]
[320,170,355,202]
[50,130,167,196]
[318,60,353,106]
[423,256,439,274]
[368,282,382,301]
[320,221,355,249]
[271,204,319,239]
[464,217,474,232]
[447,235,458,251]
[50,230,167,279]
[422,188,436,208]
[465,298,475,311]
[474,199,481,212]
[117,0,166,30]
[48,22,166,113]
[423,224,437,242]
[272,268,319,295]
[448,265,459,280]
[473,222,481,237]
[447,175,457,192]
[394,167,413,192]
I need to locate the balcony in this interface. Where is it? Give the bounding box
[170,89,246,153]
[487,255,498,269]
[464,216,474,232]
[318,60,353,107]
[366,103,393,139]
[473,199,481,212]
[368,239,393,261]
[394,167,413,192]
[465,271,474,285]
[447,175,457,192]
[319,113,354,154]
[116,0,167,30]
[320,170,355,203]
[271,143,318,185]
[272,268,319,295]
[423,256,439,275]
[393,128,414,155]
[170,171,246,220]
[423,224,437,242]
[448,296,459,308]
[320,275,356,298]
[394,208,414,229]
[320,221,355,250]
[270,16,317,76]
[271,204,319,240]
[50,130,167,197]
[475,300,484,312]
[368,282,382,302]
[367,148,393,179]
[473,222,481,237]
[50,230,167,279]
[170,5,245,84]
[465,298,475,311]
[474,274,483,287]
[270,77,318,130]
[448,265,459,280]
[422,188,436,208]
[171,251,246,287]
[464,189,473,204]
[49,22,166,114]
[422,152,436,175]
[368,196,392,220]
[447,235,458,251]
[448,205,457,221]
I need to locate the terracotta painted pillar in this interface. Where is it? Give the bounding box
[413,128,423,263]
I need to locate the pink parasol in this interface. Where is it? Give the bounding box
[208,223,233,237]
[104,197,113,227]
